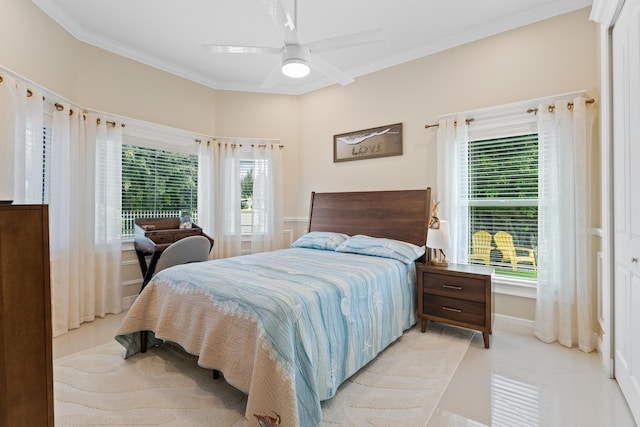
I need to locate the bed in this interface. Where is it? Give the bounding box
[116,188,431,427]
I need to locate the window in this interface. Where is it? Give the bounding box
[239,157,270,235]
[216,139,282,250]
[240,159,253,234]
[467,133,538,278]
[121,144,198,238]
[448,107,540,283]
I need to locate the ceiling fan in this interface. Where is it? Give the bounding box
[202,0,386,88]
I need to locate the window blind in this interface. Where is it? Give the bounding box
[41,120,52,204]
[240,159,254,234]
[121,144,198,237]
[240,159,253,205]
[467,133,538,274]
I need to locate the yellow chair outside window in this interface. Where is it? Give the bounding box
[469,231,494,266]
[493,231,536,270]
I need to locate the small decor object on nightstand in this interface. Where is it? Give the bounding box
[428,198,441,229]
[427,199,450,266]
[427,220,450,266]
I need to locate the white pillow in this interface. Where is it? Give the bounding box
[336,234,425,264]
[291,231,350,251]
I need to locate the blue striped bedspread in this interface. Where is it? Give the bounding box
[116,247,417,427]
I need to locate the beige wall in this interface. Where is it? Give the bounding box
[0,0,219,135]
[0,0,79,99]
[1,1,600,321]
[213,90,303,218]
[74,43,218,135]
[296,7,599,216]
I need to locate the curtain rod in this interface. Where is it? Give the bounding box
[210,141,284,149]
[424,118,475,129]
[0,70,82,112]
[1,73,125,126]
[3,69,218,138]
[425,98,595,129]
[96,117,125,128]
[526,98,595,114]
[194,139,285,149]
[210,138,284,148]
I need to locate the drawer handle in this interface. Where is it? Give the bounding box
[442,306,462,313]
[442,284,463,291]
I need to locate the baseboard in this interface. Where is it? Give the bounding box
[495,316,608,371]
[597,332,615,378]
[494,313,534,335]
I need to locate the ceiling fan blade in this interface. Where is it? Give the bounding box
[260,0,299,45]
[311,55,354,86]
[261,63,285,89]
[202,45,281,55]
[306,29,386,54]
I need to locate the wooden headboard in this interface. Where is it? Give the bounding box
[308,188,432,248]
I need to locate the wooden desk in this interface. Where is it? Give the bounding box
[134,217,213,291]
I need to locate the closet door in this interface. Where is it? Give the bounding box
[612,0,640,421]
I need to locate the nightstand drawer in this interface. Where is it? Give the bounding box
[422,272,486,303]
[423,294,485,327]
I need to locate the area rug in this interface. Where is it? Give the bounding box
[54,323,474,427]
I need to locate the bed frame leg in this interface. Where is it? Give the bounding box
[140,331,147,353]
[213,370,220,379]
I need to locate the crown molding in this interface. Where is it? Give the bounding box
[589,0,624,27]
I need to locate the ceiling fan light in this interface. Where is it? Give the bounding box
[282,59,310,78]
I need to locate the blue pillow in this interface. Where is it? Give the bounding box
[336,235,425,264]
[291,231,350,251]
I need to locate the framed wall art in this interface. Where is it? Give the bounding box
[333,123,403,163]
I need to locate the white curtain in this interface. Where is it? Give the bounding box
[49,108,123,337]
[49,103,85,336]
[197,139,216,258]
[19,88,45,203]
[204,141,284,259]
[0,74,44,204]
[87,114,124,325]
[534,97,594,352]
[251,144,284,253]
[0,74,18,202]
[437,117,469,264]
[212,142,242,258]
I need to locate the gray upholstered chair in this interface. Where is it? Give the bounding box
[139,235,212,356]
[153,235,212,276]
[153,234,219,378]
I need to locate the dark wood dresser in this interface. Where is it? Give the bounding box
[417,262,494,348]
[0,204,54,426]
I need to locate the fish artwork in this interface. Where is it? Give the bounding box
[336,127,396,145]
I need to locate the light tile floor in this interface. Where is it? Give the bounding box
[53,314,637,427]
[429,326,636,427]
[52,311,128,359]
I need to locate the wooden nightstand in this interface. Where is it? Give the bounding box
[417,263,494,348]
